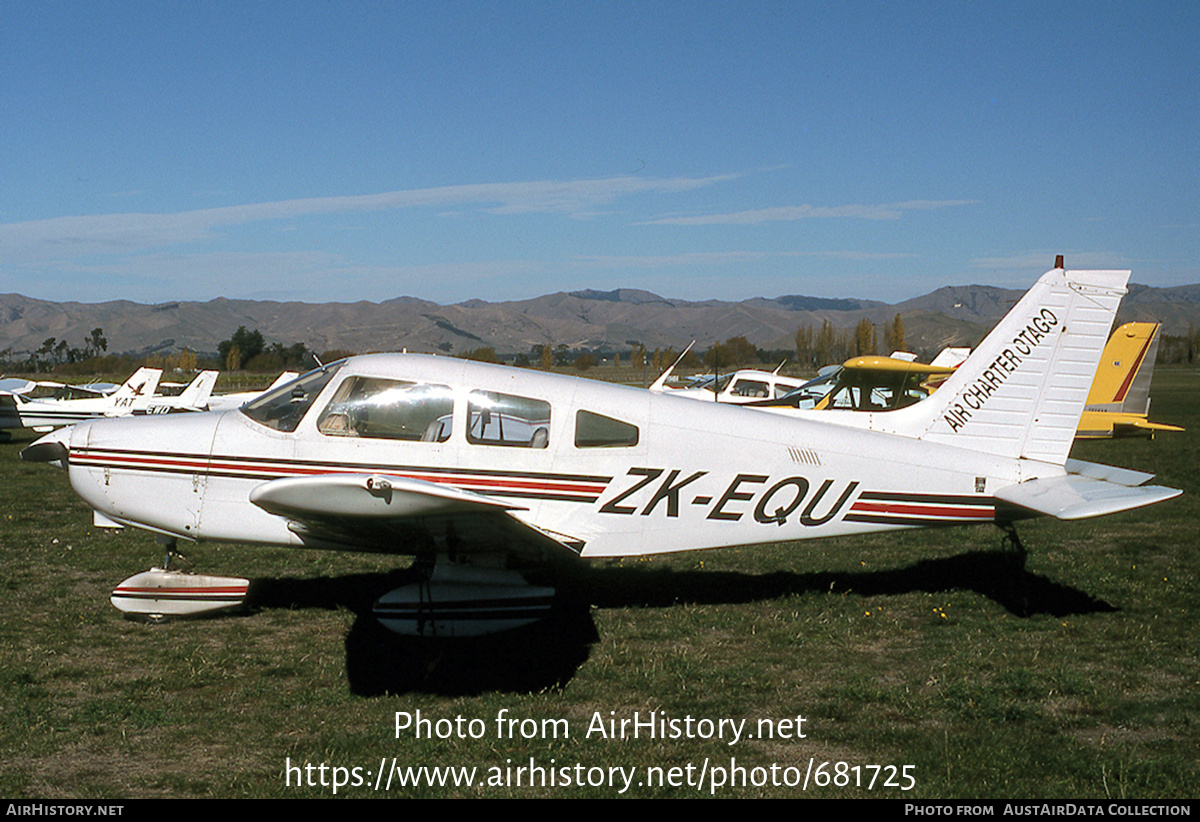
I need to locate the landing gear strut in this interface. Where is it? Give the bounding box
[156,534,186,571]
[997,522,1027,569]
[996,521,1029,615]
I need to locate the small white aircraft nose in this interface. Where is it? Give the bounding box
[20,426,73,467]
[60,412,224,540]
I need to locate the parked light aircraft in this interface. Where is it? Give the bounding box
[1077,323,1183,438]
[0,367,162,435]
[22,267,1182,636]
[651,359,807,403]
[0,369,220,441]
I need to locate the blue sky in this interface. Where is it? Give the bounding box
[2,1,1196,305]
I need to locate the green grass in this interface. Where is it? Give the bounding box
[0,369,1197,797]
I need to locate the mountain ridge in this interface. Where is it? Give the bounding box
[1,281,1196,359]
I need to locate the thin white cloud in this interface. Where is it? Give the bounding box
[969,250,1132,270]
[640,200,978,226]
[781,250,920,261]
[571,251,768,268]
[0,174,738,265]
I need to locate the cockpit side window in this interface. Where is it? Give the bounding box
[467,390,551,448]
[575,410,639,448]
[317,377,454,441]
[241,362,343,432]
[731,379,769,398]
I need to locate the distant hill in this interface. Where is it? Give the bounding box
[1,281,1197,361]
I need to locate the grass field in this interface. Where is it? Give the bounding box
[1,369,1197,798]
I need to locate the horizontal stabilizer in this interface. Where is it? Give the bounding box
[1113,419,1186,437]
[995,475,1180,520]
[1063,458,1155,487]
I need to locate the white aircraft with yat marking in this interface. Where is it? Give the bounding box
[23,266,1181,636]
[0,367,162,436]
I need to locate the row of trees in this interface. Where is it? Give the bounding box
[793,315,905,369]
[0,326,316,376]
[453,314,911,376]
[1156,328,1200,364]
[10,316,1198,378]
[217,326,311,372]
[1,328,109,373]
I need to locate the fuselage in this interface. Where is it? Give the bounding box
[57,354,1059,559]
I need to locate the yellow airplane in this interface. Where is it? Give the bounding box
[1077,322,1184,439]
[781,323,1182,439]
[812,356,954,412]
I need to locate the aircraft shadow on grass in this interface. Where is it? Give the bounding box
[243,550,1114,696]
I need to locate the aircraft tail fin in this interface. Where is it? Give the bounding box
[883,267,1129,465]
[112,368,162,404]
[1085,322,1161,415]
[177,370,219,410]
[649,342,695,392]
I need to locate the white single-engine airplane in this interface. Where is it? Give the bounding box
[650,356,808,403]
[23,267,1181,636]
[0,367,162,435]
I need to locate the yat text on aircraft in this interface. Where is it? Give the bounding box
[23,266,1182,636]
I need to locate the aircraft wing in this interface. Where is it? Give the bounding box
[995,461,1180,521]
[1111,419,1186,438]
[248,473,583,558]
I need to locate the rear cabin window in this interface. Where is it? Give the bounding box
[575,410,639,448]
[467,390,551,448]
[317,377,453,441]
[730,379,770,398]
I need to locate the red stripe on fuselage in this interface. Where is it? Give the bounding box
[73,449,609,498]
[849,501,994,520]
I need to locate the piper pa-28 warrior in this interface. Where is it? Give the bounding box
[23,266,1182,636]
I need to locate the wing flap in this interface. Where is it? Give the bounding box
[996,475,1181,521]
[249,473,581,557]
[250,473,523,519]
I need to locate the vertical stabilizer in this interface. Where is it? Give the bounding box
[885,268,1129,465]
[1085,322,1160,415]
[112,368,162,405]
[176,371,219,410]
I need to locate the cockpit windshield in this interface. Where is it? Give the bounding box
[240,361,344,432]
